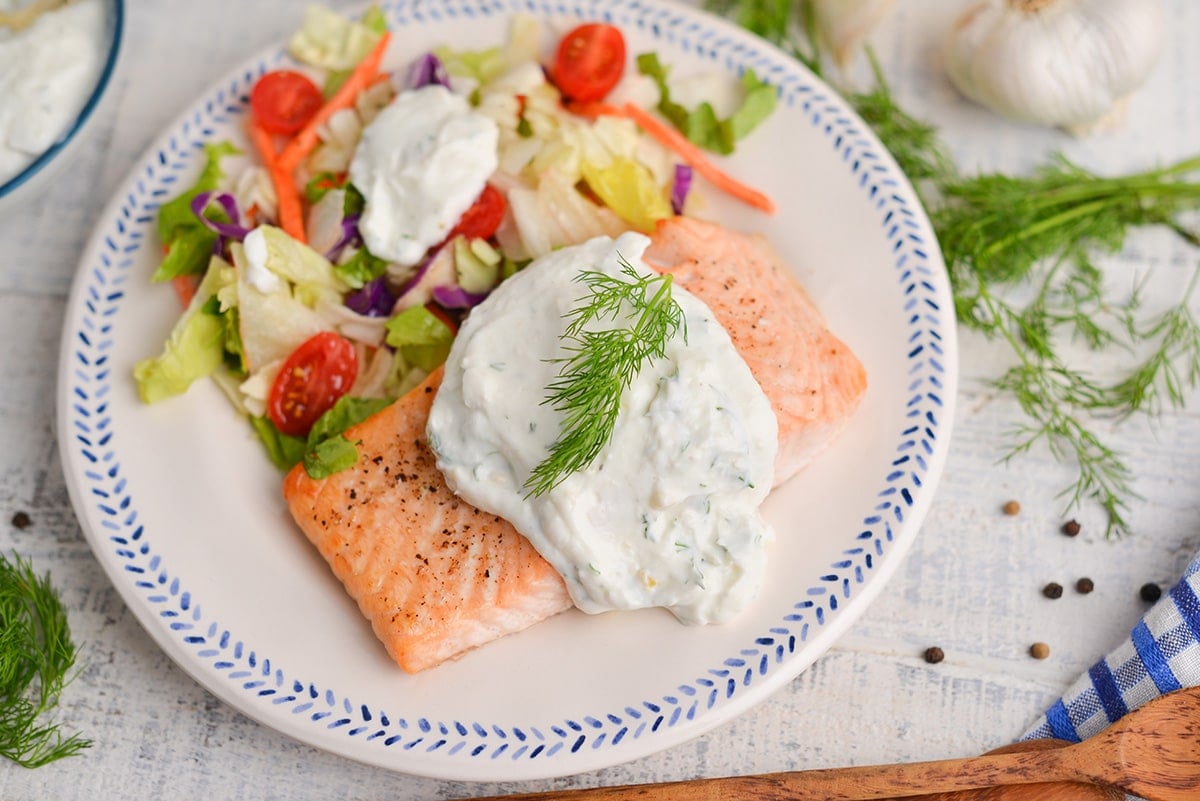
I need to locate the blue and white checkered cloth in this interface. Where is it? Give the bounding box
[1022,552,1200,743]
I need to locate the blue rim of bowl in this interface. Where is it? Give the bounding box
[0,0,125,198]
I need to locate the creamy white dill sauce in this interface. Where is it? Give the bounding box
[428,232,777,625]
[241,227,282,294]
[349,84,498,268]
[0,0,107,186]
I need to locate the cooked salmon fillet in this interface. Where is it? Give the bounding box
[644,216,867,486]
[282,368,573,673]
[283,218,866,672]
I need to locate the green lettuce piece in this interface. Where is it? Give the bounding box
[306,396,391,444]
[152,228,217,283]
[302,435,362,479]
[360,5,388,33]
[636,52,776,155]
[252,395,392,477]
[580,157,673,233]
[156,141,241,243]
[303,171,349,204]
[250,416,308,471]
[133,259,237,403]
[729,69,777,141]
[302,396,392,478]
[212,299,246,377]
[287,5,384,71]
[385,305,454,372]
[433,44,506,85]
[151,141,241,282]
[334,247,388,290]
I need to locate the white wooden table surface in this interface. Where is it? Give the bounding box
[3,1,1199,799]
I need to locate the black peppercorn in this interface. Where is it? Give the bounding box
[1140,582,1162,603]
[1061,519,1081,537]
[10,511,30,530]
[1042,582,1064,599]
[923,646,944,664]
[1075,577,1094,594]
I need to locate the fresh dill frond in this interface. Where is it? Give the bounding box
[525,258,685,497]
[936,153,1200,300]
[706,0,1200,535]
[0,552,90,767]
[1104,269,1200,419]
[978,278,1137,537]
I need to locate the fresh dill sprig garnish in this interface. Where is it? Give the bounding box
[705,0,1200,536]
[525,257,685,497]
[936,153,1200,300]
[0,552,90,767]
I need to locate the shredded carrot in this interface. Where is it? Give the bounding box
[569,101,776,215]
[249,120,306,243]
[172,274,200,308]
[278,32,392,173]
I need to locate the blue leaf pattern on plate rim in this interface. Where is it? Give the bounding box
[60,0,951,775]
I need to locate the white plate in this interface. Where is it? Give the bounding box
[57,0,957,782]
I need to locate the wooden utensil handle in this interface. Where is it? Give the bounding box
[463,740,1094,801]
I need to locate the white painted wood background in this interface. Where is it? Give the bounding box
[2,0,1199,798]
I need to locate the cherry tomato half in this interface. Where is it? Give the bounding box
[267,331,358,437]
[250,70,324,136]
[445,184,507,242]
[552,23,626,103]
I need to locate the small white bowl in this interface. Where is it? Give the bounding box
[0,0,124,212]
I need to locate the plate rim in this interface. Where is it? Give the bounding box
[56,0,958,781]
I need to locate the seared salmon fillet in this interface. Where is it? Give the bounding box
[283,218,865,672]
[282,368,573,673]
[644,216,867,486]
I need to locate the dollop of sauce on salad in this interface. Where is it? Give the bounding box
[349,84,499,267]
[428,232,778,624]
[0,0,107,186]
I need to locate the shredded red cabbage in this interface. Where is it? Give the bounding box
[345,276,395,317]
[431,284,488,309]
[670,164,693,215]
[326,213,362,262]
[191,191,251,241]
[408,53,450,89]
[394,251,436,299]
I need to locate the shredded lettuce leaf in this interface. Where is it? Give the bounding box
[157,142,241,242]
[335,247,389,290]
[433,44,506,86]
[636,52,776,155]
[250,416,309,471]
[243,225,349,309]
[153,233,217,284]
[252,395,392,477]
[581,157,673,233]
[385,305,455,372]
[134,258,238,403]
[302,395,392,477]
[152,142,241,282]
[287,5,385,71]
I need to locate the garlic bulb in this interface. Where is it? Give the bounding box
[944,0,1166,134]
[812,0,896,70]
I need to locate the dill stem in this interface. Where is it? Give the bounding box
[637,273,674,334]
[976,197,1116,263]
[1141,153,1200,179]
